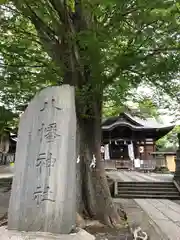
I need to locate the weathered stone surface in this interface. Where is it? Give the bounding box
[0,227,95,240]
[8,85,76,234]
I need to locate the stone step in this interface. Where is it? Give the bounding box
[117,181,174,186]
[117,185,175,189]
[117,187,178,192]
[118,188,180,194]
[117,190,180,195]
[114,180,180,200]
[114,194,180,199]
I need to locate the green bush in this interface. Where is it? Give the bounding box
[153,166,170,173]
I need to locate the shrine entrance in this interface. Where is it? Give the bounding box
[101,112,174,170]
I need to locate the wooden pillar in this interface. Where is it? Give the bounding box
[144,140,147,160]
[174,133,180,183]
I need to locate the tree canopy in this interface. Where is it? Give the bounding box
[0,0,179,151]
[0,0,179,111]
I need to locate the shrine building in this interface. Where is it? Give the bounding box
[101,112,174,169]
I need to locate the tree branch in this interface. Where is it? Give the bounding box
[14,1,64,67]
[48,0,66,22]
[24,3,58,41]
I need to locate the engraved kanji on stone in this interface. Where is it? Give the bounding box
[36,152,46,174]
[44,152,56,176]
[42,185,55,202]
[40,98,62,112]
[52,98,62,111]
[38,123,45,143]
[33,186,43,205]
[35,152,56,176]
[33,185,55,206]
[40,101,48,112]
[44,123,61,143]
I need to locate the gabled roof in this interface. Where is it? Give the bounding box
[102,112,175,131]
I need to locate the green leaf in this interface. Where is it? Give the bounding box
[0,0,9,4]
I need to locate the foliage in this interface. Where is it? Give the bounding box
[0,0,179,113]
[0,106,17,134]
[0,5,60,108]
[0,0,179,147]
[153,166,170,173]
[157,125,180,151]
[103,92,160,119]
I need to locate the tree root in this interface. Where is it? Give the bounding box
[76,213,86,228]
[76,211,126,230]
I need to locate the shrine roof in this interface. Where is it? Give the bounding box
[102,112,175,132]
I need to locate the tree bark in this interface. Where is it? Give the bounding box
[76,100,123,227]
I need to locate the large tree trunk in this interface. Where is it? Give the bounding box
[13,0,124,227]
[76,100,123,227]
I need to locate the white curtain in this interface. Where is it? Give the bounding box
[128,141,135,161]
[134,158,141,168]
[104,144,110,160]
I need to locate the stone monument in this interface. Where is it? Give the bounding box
[8,85,76,234]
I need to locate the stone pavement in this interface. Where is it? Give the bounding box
[108,171,180,240]
[114,198,166,240]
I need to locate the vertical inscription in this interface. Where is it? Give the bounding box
[34,151,56,205]
[34,98,62,205]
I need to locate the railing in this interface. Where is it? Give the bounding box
[139,159,156,171]
[101,160,116,169]
[0,153,15,165]
[115,160,133,169]
[101,159,133,170]
[101,159,156,171]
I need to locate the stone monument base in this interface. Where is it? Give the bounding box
[0,227,95,240]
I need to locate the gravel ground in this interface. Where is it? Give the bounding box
[85,225,133,240]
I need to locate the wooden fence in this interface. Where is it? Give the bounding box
[101,159,156,171]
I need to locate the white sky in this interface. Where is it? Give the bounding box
[131,85,180,125]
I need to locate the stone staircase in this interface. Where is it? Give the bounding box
[114,181,180,199]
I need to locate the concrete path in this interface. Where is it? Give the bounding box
[108,171,180,239]
[0,166,13,179]
[107,170,174,182]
